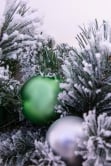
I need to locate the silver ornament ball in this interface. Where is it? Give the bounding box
[46,116,86,166]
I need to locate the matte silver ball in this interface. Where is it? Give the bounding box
[46,116,85,166]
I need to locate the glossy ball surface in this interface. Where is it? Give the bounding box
[21,76,60,124]
[46,116,85,166]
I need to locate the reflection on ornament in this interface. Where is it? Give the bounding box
[21,76,60,124]
[46,116,86,166]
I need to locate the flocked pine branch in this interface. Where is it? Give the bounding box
[0,127,65,166]
[59,21,111,116]
[76,19,111,51]
[76,110,111,166]
[0,0,63,82]
[0,0,37,125]
[0,0,46,83]
[0,0,40,61]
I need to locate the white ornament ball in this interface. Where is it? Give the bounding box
[46,116,86,166]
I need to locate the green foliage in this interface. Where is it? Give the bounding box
[0,79,21,126]
[35,45,62,78]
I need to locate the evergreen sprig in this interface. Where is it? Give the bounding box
[0,127,65,166]
[76,110,111,166]
[59,21,111,116]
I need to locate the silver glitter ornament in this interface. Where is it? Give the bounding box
[46,116,86,166]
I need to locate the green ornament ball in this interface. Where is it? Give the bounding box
[21,76,60,125]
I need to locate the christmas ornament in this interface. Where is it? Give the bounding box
[46,116,86,166]
[21,76,60,124]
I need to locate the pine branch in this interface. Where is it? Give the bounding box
[0,0,40,62]
[59,21,111,116]
[76,110,111,166]
[0,127,66,166]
